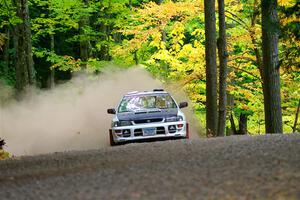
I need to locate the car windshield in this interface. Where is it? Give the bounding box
[118,94,177,113]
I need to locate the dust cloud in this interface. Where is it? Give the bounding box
[0,66,201,156]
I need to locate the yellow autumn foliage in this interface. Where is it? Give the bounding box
[278,0,297,7]
[112,0,299,133]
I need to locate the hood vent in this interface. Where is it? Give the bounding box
[134,118,163,124]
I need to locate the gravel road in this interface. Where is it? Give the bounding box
[0,134,299,200]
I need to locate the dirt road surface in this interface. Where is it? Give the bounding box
[0,134,299,200]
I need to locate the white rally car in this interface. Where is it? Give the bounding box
[107,89,189,146]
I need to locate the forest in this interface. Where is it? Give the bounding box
[0,0,299,138]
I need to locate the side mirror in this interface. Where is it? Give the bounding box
[179,102,188,109]
[107,108,116,114]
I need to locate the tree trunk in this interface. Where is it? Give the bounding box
[249,1,268,114]
[217,0,228,137]
[99,24,111,61]
[133,50,138,65]
[230,112,237,135]
[156,1,166,42]
[293,99,300,133]
[261,0,283,133]
[161,30,167,42]
[49,34,55,88]
[250,0,264,81]
[14,0,35,93]
[3,27,10,77]
[79,0,90,65]
[204,0,218,136]
[238,113,248,135]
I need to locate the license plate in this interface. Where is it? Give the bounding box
[143,128,156,136]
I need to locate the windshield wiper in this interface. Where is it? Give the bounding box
[134,108,162,114]
[134,109,148,114]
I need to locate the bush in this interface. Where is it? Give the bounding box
[0,138,11,160]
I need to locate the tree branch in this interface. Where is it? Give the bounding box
[229,65,261,81]
[225,10,248,27]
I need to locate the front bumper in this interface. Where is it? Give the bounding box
[111,121,188,143]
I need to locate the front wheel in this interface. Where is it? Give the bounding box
[109,129,117,146]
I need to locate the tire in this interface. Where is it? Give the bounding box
[109,129,117,146]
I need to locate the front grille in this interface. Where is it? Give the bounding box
[134,118,163,124]
[156,127,165,134]
[134,129,143,136]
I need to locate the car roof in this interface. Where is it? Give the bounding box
[124,90,169,97]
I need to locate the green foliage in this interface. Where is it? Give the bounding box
[0,0,158,85]
[0,0,298,134]
[0,0,22,28]
[85,58,107,72]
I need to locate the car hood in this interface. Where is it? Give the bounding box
[117,108,178,121]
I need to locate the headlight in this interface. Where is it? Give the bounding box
[113,121,132,127]
[165,116,183,122]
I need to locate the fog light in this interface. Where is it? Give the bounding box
[115,130,122,136]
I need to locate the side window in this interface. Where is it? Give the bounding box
[119,98,129,112]
[165,95,176,108]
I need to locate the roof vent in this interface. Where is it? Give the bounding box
[153,89,164,92]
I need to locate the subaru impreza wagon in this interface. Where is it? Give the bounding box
[107,89,189,146]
